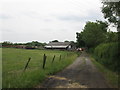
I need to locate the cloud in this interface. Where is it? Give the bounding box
[57,15,83,22]
[22,11,41,18]
[56,11,104,22]
[1,29,14,33]
[0,14,12,19]
[0,0,108,43]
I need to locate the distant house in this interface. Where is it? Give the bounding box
[44,42,76,50]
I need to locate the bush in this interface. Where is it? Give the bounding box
[94,42,119,71]
[88,47,95,53]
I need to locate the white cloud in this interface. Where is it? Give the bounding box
[0,0,114,43]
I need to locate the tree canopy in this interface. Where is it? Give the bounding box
[51,40,59,42]
[102,2,120,31]
[76,21,108,48]
[76,32,85,48]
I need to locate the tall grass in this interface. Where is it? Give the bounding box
[94,42,119,71]
[2,48,78,88]
[91,57,119,88]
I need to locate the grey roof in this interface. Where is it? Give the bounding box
[44,42,71,48]
[48,42,71,46]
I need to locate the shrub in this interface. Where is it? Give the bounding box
[94,42,119,71]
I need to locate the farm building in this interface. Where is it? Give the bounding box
[44,42,76,50]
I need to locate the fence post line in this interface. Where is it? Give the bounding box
[52,55,55,63]
[43,54,47,69]
[24,57,31,72]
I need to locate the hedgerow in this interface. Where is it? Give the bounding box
[94,42,119,71]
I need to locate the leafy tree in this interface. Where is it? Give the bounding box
[2,41,13,46]
[106,30,118,42]
[101,2,120,31]
[96,20,108,32]
[26,41,45,47]
[76,32,85,47]
[64,40,75,43]
[64,40,69,42]
[51,40,59,42]
[81,21,108,48]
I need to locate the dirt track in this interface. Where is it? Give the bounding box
[37,52,110,88]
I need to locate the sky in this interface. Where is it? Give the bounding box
[0,0,117,43]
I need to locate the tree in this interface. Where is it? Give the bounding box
[2,41,13,46]
[51,40,59,42]
[81,21,108,48]
[26,41,45,47]
[106,30,118,42]
[96,20,108,32]
[76,32,85,47]
[102,2,120,31]
[64,40,69,42]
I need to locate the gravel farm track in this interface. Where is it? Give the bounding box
[37,51,111,88]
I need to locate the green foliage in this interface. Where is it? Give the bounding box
[2,41,46,48]
[2,41,13,46]
[91,57,119,88]
[76,32,85,48]
[106,31,118,43]
[102,2,120,26]
[64,40,69,42]
[88,48,95,53]
[51,40,59,42]
[81,21,108,48]
[2,48,77,88]
[26,41,46,47]
[94,42,119,71]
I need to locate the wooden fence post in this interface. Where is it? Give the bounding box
[59,55,61,61]
[24,57,31,71]
[52,55,55,63]
[43,54,47,69]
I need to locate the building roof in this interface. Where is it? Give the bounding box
[48,42,70,45]
[44,42,71,48]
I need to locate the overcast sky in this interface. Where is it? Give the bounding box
[0,0,117,43]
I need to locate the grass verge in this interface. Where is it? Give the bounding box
[3,48,78,88]
[90,56,119,88]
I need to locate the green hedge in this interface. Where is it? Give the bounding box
[94,42,119,71]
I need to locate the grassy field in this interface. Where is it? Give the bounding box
[2,48,78,88]
[91,56,119,88]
